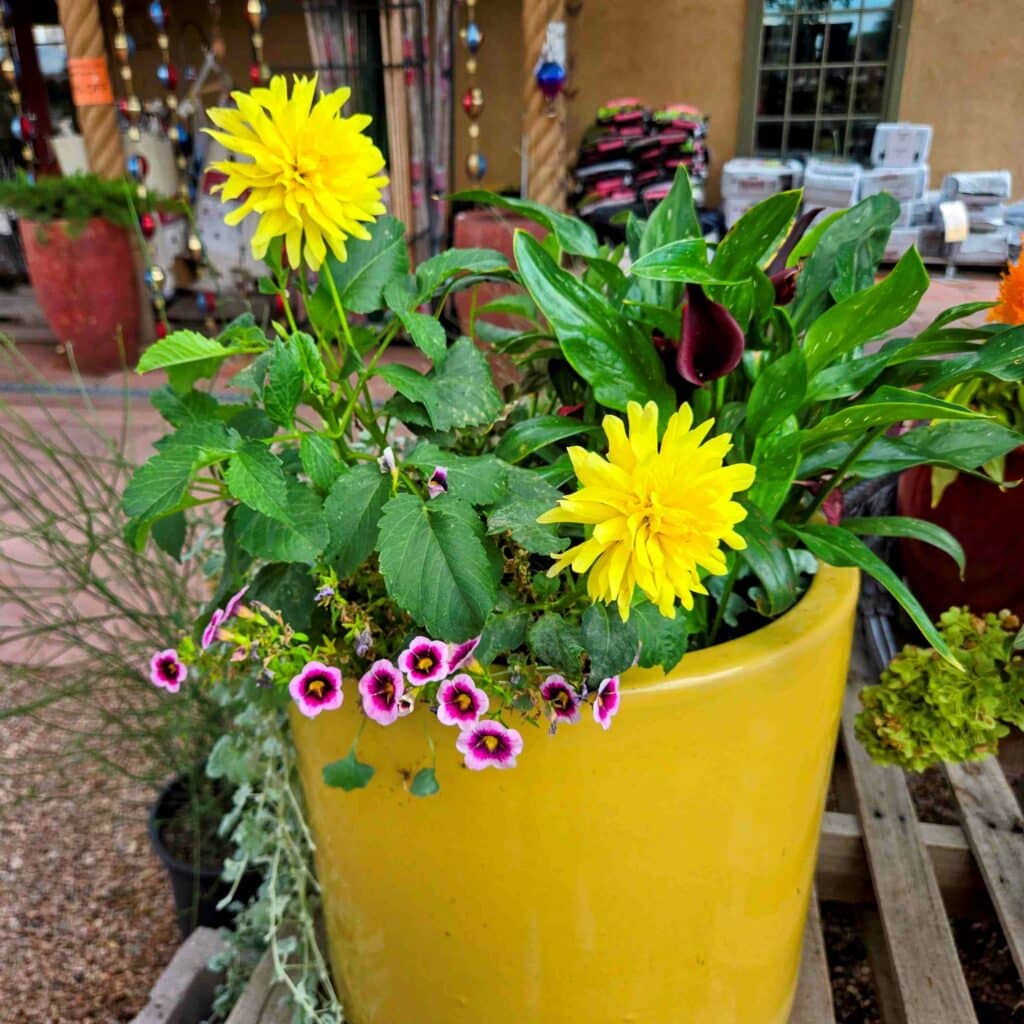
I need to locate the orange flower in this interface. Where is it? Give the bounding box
[988,244,1024,325]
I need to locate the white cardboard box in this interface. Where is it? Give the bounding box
[894,198,934,227]
[968,203,1006,233]
[804,159,861,207]
[941,171,1013,205]
[721,158,803,199]
[860,165,929,202]
[956,230,1011,264]
[883,226,921,262]
[722,196,760,229]
[870,123,932,168]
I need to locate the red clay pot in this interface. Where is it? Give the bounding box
[452,209,546,333]
[897,449,1024,617]
[19,216,140,374]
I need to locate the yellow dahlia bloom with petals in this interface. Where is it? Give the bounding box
[538,401,756,621]
[205,74,388,270]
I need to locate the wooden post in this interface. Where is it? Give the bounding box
[56,0,122,179]
[521,0,566,211]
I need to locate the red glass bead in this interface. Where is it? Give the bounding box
[139,211,157,238]
[273,292,287,316]
[155,320,168,339]
[18,115,34,140]
[249,62,263,85]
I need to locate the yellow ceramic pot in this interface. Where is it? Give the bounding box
[292,562,859,1024]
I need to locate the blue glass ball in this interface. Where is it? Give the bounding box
[535,60,567,100]
[465,151,487,181]
[175,123,191,148]
[148,1,165,27]
[127,153,145,179]
[196,291,214,314]
[156,63,172,87]
[10,115,22,142]
[464,22,483,55]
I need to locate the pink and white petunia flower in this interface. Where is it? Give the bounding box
[540,674,581,725]
[446,635,480,673]
[223,585,249,619]
[456,720,524,771]
[288,661,344,718]
[593,676,621,730]
[149,649,187,693]
[201,608,225,649]
[397,636,449,685]
[427,466,449,499]
[436,674,489,728]
[358,659,405,726]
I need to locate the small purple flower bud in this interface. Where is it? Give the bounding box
[355,627,373,658]
[315,585,335,603]
[427,466,449,499]
[378,446,397,475]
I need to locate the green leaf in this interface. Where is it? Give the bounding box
[299,433,342,492]
[292,332,330,397]
[377,362,435,408]
[415,247,510,298]
[428,337,503,430]
[748,424,802,520]
[476,609,531,665]
[397,309,447,363]
[841,515,966,578]
[475,292,539,321]
[746,350,807,440]
[711,190,801,280]
[324,463,393,576]
[235,481,328,565]
[228,350,271,399]
[807,348,892,401]
[403,444,507,506]
[629,239,730,285]
[800,387,991,447]
[637,166,703,308]
[224,442,291,522]
[137,329,245,374]
[122,445,196,523]
[737,501,797,616]
[916,300,996,337]
[527,612,585,674]
[632,602,691,671]
[377,493,500,640]
[149,386,221,428]
[582,602,639,682]
[513,230,673,415]
[311,215,409,319]
[486,466,567,554]
[448,191,599,256]
[248,562,315,629]
[783,522,957,665]
[785,209,847,267]
[409,767,440,797]
[802,247,930,375]
[322,748,375,791]
[494,415,597,464]
[151,511,186,561]
[264,340,304,428]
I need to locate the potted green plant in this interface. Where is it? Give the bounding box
[0,172,171,373]
[122,75,1024,1024]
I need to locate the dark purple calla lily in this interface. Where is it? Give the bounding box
[764,206,823,307]
[677,283,746,385]
[768,266,800,306]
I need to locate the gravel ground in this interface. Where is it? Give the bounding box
[0,676,179,1023]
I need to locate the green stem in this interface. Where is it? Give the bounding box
[335,320,401,441]
[298,271,340,377]
[324,265,356,355]
[708,557,741,646]
[804,425,885,521]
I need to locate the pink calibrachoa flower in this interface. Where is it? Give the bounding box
[398,636,449,685]
[447,635,480,673]
[456,720,524,771]
[149,649,187,693]
[358,659,405,726]
[397,692,416,718]
[288,661,344,718]
[427,466,449,499]
[436,674,489,728]
[201,607,225,649]
[593,676,621,730]
[223,585,249,619]
[540,674,581,725]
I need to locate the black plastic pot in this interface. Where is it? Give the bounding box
[148,775,261,937]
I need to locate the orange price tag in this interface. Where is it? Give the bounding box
[68,57,114,106]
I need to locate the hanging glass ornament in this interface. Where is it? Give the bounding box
[465,152,487,181]
[145,265,166,290]
[155,321,168,340]
[156,63,178,89]
[535,60,567,101]
[127,152,148,180]
[246,0,267,28]
[462,86,484,119]
[148,1,166,28]
[139,211,157,239]
[196,291,217,315]
[460,22,483,54]
[187,232,203,260]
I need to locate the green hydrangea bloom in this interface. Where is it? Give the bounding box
[856,607,1024,771]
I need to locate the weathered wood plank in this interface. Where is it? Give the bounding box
[863,908,908,1024]
[841,652,977,1024]
[944,756,1024,978]
[789,895,835,1024]
[129,926,226,1024]
[225,946,294,1024]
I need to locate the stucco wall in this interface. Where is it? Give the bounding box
[898,0,1024,194]
[453,0,750,201]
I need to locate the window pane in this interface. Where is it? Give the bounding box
[859,11,893,60]
[816,120,846,156]
[787,121,815,152]
[790,67,820,115]
[826,14,858,62]
[822,68,851,114]
[762,16,793,64]
[863,0,895,9]
[853,66,886,115]
[764,0,797,11]
[756,121,784,152]
[794,14,826,62]
[848,121,878,163]
[759,70,788,116]
[797,0,829,10]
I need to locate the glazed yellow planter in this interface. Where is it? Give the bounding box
[292,562,859,1024]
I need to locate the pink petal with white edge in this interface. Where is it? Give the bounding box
[289,661,344,719]
[455,721,524,770]
[397,636,449,684]
[446,635,481,673]
[224,585,249,619]
[149,649,187,693]
[593,676,621,730]
[358,659,405,726]
[201,608,225,649]
[436,674,489,728]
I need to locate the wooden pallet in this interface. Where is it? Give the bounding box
[131,624,1024,1023]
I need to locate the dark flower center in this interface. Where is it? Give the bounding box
[304,675,332,699]
[455,690,474,711]
[480,734,501,753]
[416,654,436,672]
[376,676,395,702]
[552,689,570,710]
[158,657,178,680]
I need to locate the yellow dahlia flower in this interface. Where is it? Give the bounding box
[206,75,388,270]
[538,402,756,621]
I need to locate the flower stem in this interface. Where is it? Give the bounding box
[803,425,885,521]
[324,264,357,356]
[708,556,741,646]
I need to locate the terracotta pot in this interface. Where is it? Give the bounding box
[292,563,860,1024]
[897,449,1024,617]
[452,208,546,333]
[18,217,140,374]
